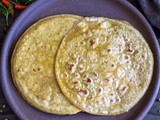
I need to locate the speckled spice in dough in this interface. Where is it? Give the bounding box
[55,17,154,115]
[11,14,82,114]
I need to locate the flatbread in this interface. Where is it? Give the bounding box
[55,17,154,115]
[11,14,82,114]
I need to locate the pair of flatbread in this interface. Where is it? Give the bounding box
[11,14,153,115]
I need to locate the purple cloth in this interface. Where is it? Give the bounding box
[139,0,160,29]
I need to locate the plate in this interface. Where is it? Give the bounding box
[1,0,160,120]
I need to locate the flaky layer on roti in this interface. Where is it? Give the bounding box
[11,14,82,114]
[55,17,154,115]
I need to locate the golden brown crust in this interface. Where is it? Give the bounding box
[11,14,83,114]
[55,17,154,115]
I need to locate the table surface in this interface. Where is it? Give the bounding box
[0,0,160,120]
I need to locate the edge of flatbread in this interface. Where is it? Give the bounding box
[11,14,83,114]
[55,17,154,115]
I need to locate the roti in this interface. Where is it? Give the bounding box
[55,17,154,115]
[11,14,82,114]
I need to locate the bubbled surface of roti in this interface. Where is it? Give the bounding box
[11,14,82,114]
[55,17,154,115]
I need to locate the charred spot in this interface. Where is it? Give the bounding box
[120,87,126,92]
[78,56,82,60]
[107,49,111,52]
[80,41,85,45]
[110,93,114,96]
[88,96,93,100]
[96,100,100,104]
[84,83,89,87]
[111,64,115,67]
[116,98,120,102]
[79,66,83,71]
[17,69,20,72]
[33,69,36,72]
[73,81,78,84]
[68,63,74,71]
[124,38,129,42]
[86,78,92,83]
[75,74,79,77]
[98,88,102,93]
[110,99,114,103]
[127,43,131,48]
[138,83,142,87]
[123,35,129,42]
[124,56,129,59]
[106,78,109,82]
[129,79,132,82]
[90,40,95,46]
[83,74,88,78]
[126,43,133,52]
[134,50,139,54]
[78,89,88,95]
[93,72,98,77]
[136,72,140,76]
[134,64,139,68]
[127,49,133,52]
[141,55,145,58]
[102,97,105,100]
[65,73,68,77]
[37,68,41,71]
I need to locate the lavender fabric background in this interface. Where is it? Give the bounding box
[139,0,160,30]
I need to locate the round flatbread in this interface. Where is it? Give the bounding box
[55,17,154,115]
[11,14,82,114]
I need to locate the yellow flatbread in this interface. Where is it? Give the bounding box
[11,14,82,114]
[55,17,154,115]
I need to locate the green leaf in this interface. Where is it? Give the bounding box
[9,0,17,5]
[17,0,26,4]
[15,0,20,4]
[25,0,35,5]
[0,7,6,15]
[0,2,10,26]
[16,0,35,5]
[0,0,36,27]
[0,2,8,15]
[8,4,13,13]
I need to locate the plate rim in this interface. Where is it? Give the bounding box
[1,0,160,120]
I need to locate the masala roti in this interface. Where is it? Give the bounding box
[11,14,82,114]
[55,17,154,115]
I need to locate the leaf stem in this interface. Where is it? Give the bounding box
[16,0,20,4]
[0,2,9,26]
[8,0,16,5]
[6,10,9,26]
[0,2,7,10]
